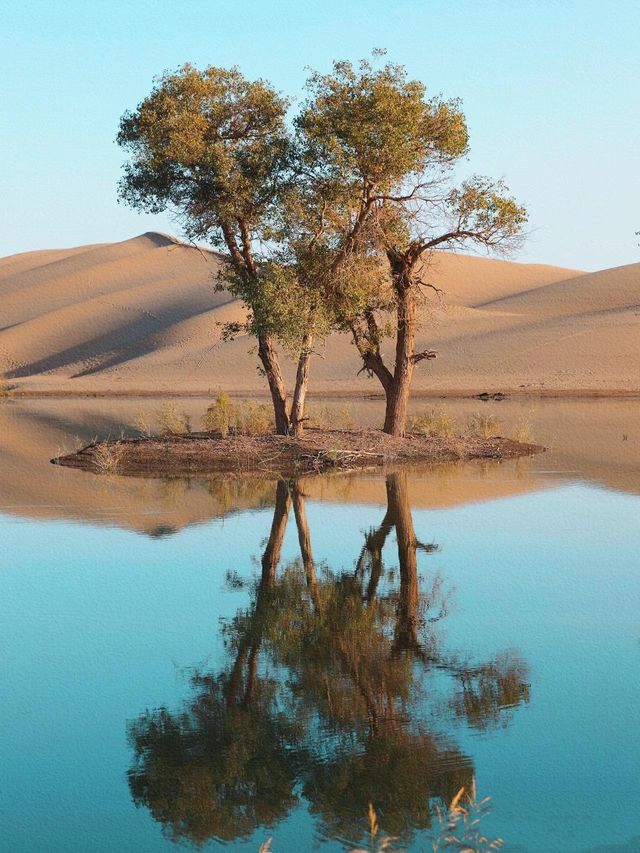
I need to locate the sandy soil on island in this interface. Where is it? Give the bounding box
[2,231,638,396]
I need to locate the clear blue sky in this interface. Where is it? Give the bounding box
[2,0,639,270]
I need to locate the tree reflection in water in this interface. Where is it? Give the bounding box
[127,471,530,847]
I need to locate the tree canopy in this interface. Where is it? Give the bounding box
[296,56,528,434]
[118,54,528,436]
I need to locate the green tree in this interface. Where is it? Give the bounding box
[117,64,309,435]
[298,56,528,435]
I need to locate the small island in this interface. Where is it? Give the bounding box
[52,428,544,477]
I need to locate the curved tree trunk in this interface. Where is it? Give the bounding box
[350,256,430,438]
[355,508,394,603]
[290,334,313,438]
[258,333,290,436]
[229,480,290,709]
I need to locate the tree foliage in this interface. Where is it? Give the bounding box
[296,54,528,434]
[117,55,528,436]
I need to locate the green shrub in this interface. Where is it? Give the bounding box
[203,393,236,437]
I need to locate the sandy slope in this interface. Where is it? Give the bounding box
[1,232,638,394]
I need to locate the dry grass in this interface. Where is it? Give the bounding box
[428,781,504,852]
[512,412,535,444]
[133,410,154,437]
[234,400,272,436]
[92,440,126,474]
[132,402,191,437]
[158,402,191,436]
[202,393,272,437]
[306,403,355,430]
[409,407,457,439]
[258,782,503,853]
[54,426,542,478]
[467,412,502,439]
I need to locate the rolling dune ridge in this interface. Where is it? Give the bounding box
[1,232,638,394]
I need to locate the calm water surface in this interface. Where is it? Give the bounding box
[1,399,639,852]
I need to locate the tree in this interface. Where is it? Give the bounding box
[117,64,309,435]
[298,56,528,435]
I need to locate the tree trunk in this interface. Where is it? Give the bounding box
[257,333,290,435]
[230,480,290,708]
[383,284,416,437]
[289,334,313,438]
[355,508,394,603]
[387,471,420,653]
[261,479,291,585]
[291,482,319,601]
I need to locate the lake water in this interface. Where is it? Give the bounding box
[1,398,639,853]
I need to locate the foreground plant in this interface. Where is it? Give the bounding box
[202,393,272,437]
[429,782,504,852]
[260,784,504,853]
[409,407,457,439]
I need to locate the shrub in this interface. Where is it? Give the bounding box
[202,394,272,437]
[133,410,154,437]
[235,400,272,435]
[202,393,236,437]
[467,412,502,438]
[409,407,457,439]
[306,403,355,430]
[158,402,190,435]
[92,441,126,474]
[513,414,534,444]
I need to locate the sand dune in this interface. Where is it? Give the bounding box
[0,232,638,394]
[479,261,640,318]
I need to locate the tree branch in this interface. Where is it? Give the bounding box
[411,349,438,364]
[237,218,257,275]
[220,221,247,273]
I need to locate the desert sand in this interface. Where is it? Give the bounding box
[2,231,638,395]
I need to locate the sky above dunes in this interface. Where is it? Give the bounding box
[2,0,639,270]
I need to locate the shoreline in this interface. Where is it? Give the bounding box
[7,387,640,401]
[51,429,545,478]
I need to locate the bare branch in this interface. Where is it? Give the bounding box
[411,349,438,364]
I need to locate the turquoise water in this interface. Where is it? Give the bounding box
[2,469,639,852]
[1,399,640,852]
